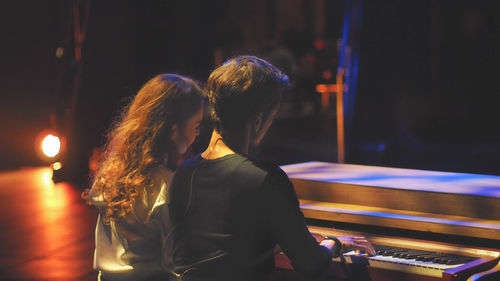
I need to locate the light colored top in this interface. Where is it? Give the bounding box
[90,165,172,281]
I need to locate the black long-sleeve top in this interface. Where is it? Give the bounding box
[159,153,331,281]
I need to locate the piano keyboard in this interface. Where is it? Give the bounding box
[336,245,476,278]
[274,226,500,281]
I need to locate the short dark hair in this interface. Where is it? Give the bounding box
[207,56,290,135]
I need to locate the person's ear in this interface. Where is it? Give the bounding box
[253,112,263,134]
[171,124,179,140]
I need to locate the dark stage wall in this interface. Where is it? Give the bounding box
[1,0,499,178]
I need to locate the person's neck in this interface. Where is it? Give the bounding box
[201,130,249,159]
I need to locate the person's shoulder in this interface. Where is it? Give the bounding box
[150,164,173,195]
[246,154,287,175]
[88,182,106,207]
[182,153,203,166]
[176,154,203,172]
[235,155,289,183]
[151,165,174,183]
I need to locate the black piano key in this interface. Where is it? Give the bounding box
[374,245,394,256]
[437,255,470,264]
[400,251,433,259]
[375,246,435,260]
[392,249,411,257]
[382,247,408,256]
[433,254,464,264]
[417,253,446,261]
[373,245,476,265]
[446,257,475,265]
[377,248,394,256]
[395,251,413,258]
[433,256,452,264]
[379,250,394,256]
[371,245,477,266]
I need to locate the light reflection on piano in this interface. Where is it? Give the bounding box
[300,203,500,230]
[282,162,500,197]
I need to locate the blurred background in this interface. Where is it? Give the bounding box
[1,0,499,188]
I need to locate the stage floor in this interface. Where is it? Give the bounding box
[0,167,98,281]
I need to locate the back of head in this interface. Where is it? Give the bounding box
[89,73,204,222]
[207,56,289,136]
[116,73,204,169]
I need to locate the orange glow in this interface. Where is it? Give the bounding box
[51,162,62,171]
[41,134,61,158]
[41,168,55,187]
[314,68,346,163]
[336,69,345,163]
[315,84,339,93]
[1,167,97,280]
[316,84,341,111]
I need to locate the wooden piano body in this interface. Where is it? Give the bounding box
[275,162,500,281]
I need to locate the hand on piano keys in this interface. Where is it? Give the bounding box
[275,227,500,281]
[319,235,376,257]
[337,236,376,256]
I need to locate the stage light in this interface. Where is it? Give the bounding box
[51,162,62,171]
[35,130,69,183]
[41,134,61,158]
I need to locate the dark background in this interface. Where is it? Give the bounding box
[1,0,499,187]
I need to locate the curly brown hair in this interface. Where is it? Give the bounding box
[86,74,204,223]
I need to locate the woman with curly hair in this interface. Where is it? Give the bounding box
[85,74,205,281]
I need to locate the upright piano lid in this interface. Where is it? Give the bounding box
[282,162,500,198]
[281,162,500,240]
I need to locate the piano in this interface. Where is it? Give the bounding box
[274,162,500,281]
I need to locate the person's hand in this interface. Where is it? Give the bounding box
[310,232,324,242]
[337,236,376,256]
